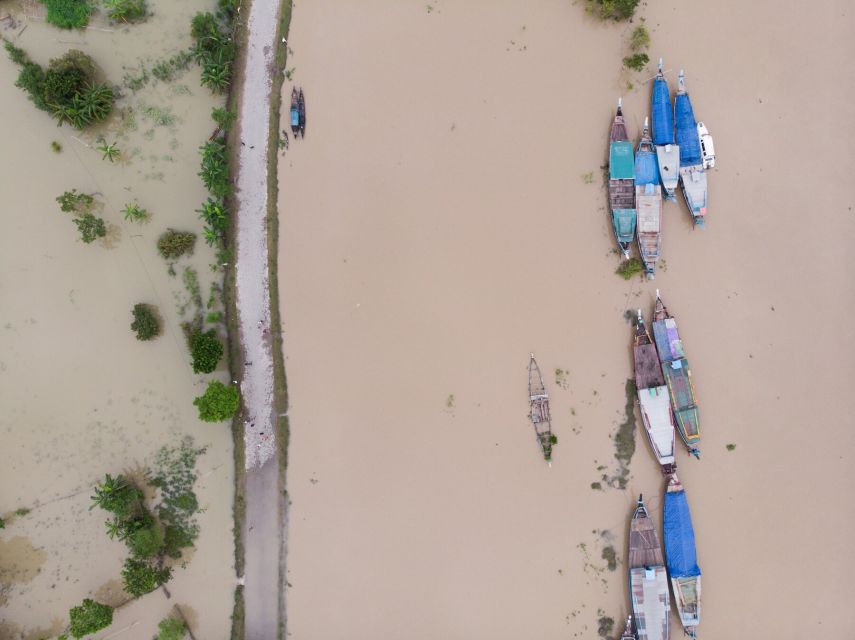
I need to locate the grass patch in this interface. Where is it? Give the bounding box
[616,258,644,280]
[623,53,649,72]
[601,545,617,571]
[629,25,650,51]
[726,443,737,451]
[43,0,92,29]
[585,0,639,21]
[597,611,615,638]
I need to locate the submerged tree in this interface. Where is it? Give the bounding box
[68,599,113,638]
[189,329,224,373]
[131,303,160,340]
[121,558,171,597]
[193,380,240,422]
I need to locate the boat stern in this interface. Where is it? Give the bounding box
[679,165,708,226]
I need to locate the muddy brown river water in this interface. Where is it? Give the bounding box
[278,1,855,639]
[0,1,235,637]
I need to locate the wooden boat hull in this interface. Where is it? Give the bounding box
[630,567,670,640]
[635,184,662,278]
[671,575,701,638]
[528,355,555,462]
[679,165,707,227]
[637,386,676,471]
[609,105,636,255]
[655,145,679,200]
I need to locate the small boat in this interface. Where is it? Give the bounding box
[298,88,306,138]
[651,59,679,200]
[528,354,556,464]
[608,98,637,257]
[290,87,300,136]
[628,495,670,640]
[634,117,663,279]
[620,615,637,640]
[664,474,702,638]
[652,291,700,458]
[675,71,708,226]
[633,310,676,474]
[697,122,715,169]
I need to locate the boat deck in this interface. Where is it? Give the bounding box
[634,343,665,390]
[609,179,635,210]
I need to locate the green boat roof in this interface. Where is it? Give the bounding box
[610,141,635,180]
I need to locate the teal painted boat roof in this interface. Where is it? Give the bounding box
[610,141,635,179]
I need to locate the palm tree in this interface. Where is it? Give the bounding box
[122,202,149,222]
[90,474,126,510]
[202,226,220,247]
[98,139,121,163]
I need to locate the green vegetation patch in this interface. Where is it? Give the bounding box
[726,443,737,451]
[189,328,223,373]
[68,599,113,638]
[121,557,171,597]
[150,438,205,558]
[623,53,649,72]
[191,11,236,94]
[156,617,187,640]
[194,380,240,422]
[597,612,615,638]
[616,257,644,280]
[158,229,197,260]
[104,0,148,23]
[629,25,650,51]
[601,544,618,571]
[586,0,639,20]
[43,0,93,30]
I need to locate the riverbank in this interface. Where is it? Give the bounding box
[277,1,855,638]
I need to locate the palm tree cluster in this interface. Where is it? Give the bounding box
[190,12,235,94]
[197,198,228,246]
[198,138,230,199]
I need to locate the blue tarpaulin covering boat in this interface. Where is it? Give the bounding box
[634,123,659,187]
[664,474,701,638]
[675,71,708,226]
[650,60,679,200]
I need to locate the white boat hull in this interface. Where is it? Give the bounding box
[637,385,676,468]
[630,566,671,640]
[679,164,708,226]
[655,144,679,200]
[671,574,701,637]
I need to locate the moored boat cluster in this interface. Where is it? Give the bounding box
[627,291,702,640]
[608,59,716,279]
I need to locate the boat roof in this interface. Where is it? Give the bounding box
[634,343,665,389]
[664,487,701,578]
[651,77,674,145]
[675,93,702,165]
[610,141,635,179]
[635,148,659,186]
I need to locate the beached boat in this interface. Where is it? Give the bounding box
[634,117,663,279]
[290,88,300,136]
[675,71,708,226]
[628,495,670,640]
[651,59,679,201]
[697,122,715,169]
[528,354,556,464]
[633,310,676,474]
[664,474,702,638]
[620,615,637,640]
[298,88,306,138]
[609,99,636,257]
[652,291,700,458]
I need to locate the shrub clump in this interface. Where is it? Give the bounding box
[193,380,240,422]
[189,329,224,373]
[131,303,160,341]
[198,138,230,198]
[616,257,645,280]
[68,599,113,638]
[586,0,639,20]
[156,617,187,640]
[43,0,93,30]
[104,0,148,23]
[157,229,197,259]
[121,558,172,597]
[629,25,650,51]
[190,11,236,93]
[56,189,106,244]
[5,46,114,128]
[623,53,649,72]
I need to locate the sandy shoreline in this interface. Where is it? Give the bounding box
[277,0,855,637]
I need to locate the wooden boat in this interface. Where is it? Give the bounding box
[651,59,679,201]
[628,495,670,640]
[652,291,700,458]
[289,87,300,136]
[664,474,701,638]
[609,99,636,257]
[675,71,708,226]
[633,310,676,474]
[620,615,637,640]
[298,88,306,138]
[634,117,663,279]
[528,354,556,464]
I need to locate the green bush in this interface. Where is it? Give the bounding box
[68,599,113,638]
[190,12,235,94]
[629,25,650,51]
[189,329,224,373]
[616,257,645,279]
[15,62,49,111]
[586,0,639,20]
[131,303,160,340]
[91,474,145,519]
[157,229,197,259]
[127,519,164,558]
[4,41,28,65]
[57,189,95,214]
[73,212,107,243]
[198,138,230,198]
[43,0,93,29]
[104,0,148,23]
[121,558,171,597]
[623,53,649,72]
[211,106,236,130]
[156,617,187,640]
[193,380,240,422]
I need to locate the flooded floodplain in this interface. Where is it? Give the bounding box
[0,1,235,637]
[278,1,855,638]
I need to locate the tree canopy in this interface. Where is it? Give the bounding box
[193,380,240,422]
